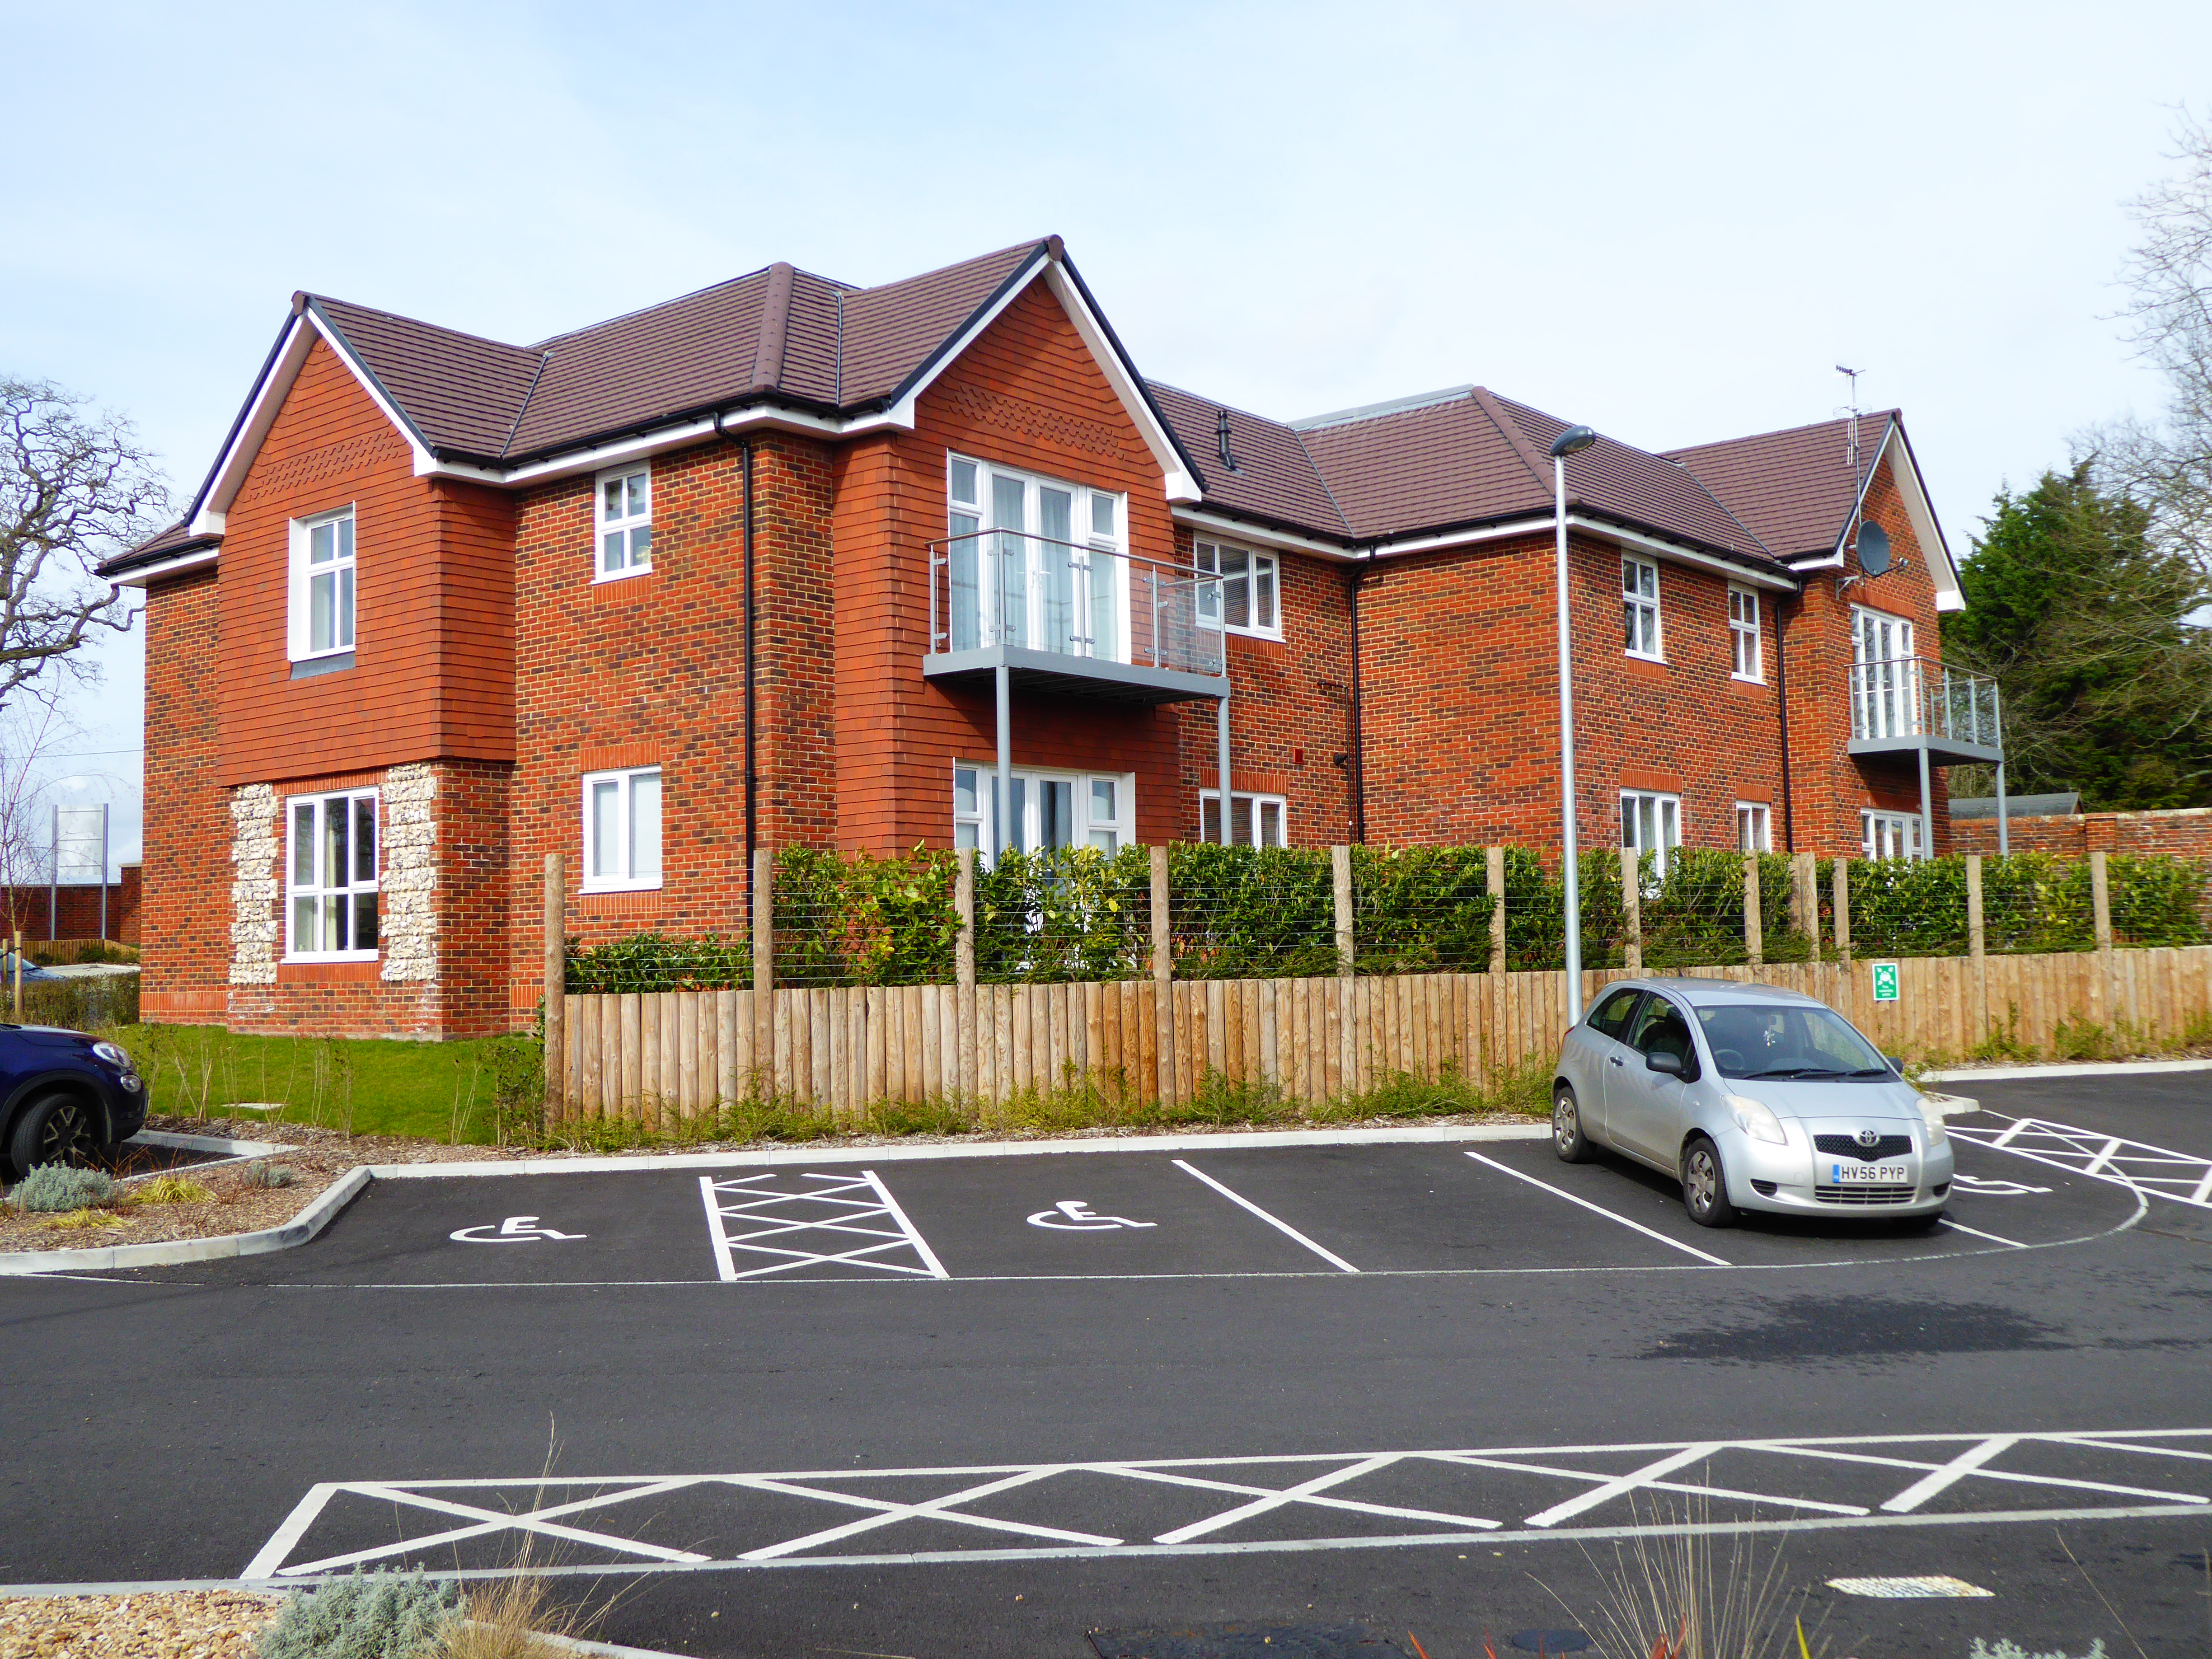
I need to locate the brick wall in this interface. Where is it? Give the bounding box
[0,867,139,944]
[1952,806,2212,861]
[141,568,228,1023]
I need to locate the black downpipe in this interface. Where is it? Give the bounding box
[1776,592,1795,852]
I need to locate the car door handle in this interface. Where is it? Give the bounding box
[1607,1055,1624,1068]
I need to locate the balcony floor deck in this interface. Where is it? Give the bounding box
[1848,732,2004,768]
[923,644,1228,706]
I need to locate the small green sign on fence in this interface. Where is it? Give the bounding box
[1870,961,1901,1003]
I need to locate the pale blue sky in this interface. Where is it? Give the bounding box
[8,0,2207,869]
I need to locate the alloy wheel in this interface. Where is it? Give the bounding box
[37,1098,95,1167]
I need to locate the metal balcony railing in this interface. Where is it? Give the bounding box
[928,529,1225,680]
[1849,656,2002,751]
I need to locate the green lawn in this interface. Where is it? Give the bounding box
[100,1024,540,1145]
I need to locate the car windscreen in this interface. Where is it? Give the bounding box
[1694,1003,1889,1079]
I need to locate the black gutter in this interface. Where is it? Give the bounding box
[1776,593,1796,853]
[1348,561,1372,843]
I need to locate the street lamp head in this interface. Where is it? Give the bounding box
[1549,426,1599,458]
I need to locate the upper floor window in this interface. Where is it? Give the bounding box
[287,507,355,663]
[287,789,377,960]
[1195,540,1280,638]
[583,766,662,891]
[1728,586,1762,680]
[1622,789,1681,876]
[1200,788,1287,847]
[945,455,1125,661]
[597,464,652,580]
[953,764,1132,862]
[1622,556,1661,660]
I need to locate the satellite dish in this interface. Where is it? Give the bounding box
[1856,521,1891,576]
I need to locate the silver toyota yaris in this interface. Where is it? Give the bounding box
[1550,977,1954,1228]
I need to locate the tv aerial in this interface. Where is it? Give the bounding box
[1833,365,1891,582]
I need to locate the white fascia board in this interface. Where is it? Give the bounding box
[192,316,315,534]
[1879,427,1966,611]
[1566,515,1798,592]
[1373,516,1555,559]
[437,404,851,490]
[114,547,220,589]
[1039,262,1196,501]
[1172,507,1359,559]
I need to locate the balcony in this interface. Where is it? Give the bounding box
[1848,656,2003,766]
[925,529,1228,705]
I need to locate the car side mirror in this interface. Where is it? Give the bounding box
[1645,1050,1685,1077]
[1884,1054,1905,1075]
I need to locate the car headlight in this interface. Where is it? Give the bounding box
[1917,1095,1950,1149]
[1724,1095,1788,1146]
[92,1040,135,1072]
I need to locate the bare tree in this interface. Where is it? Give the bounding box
[0,378,169,712]
[2095,109,2212,581]
[0,699,71,937]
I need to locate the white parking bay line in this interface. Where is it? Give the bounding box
[1172,1160,1359,1273]
[1461,1152,1729,1267]
[1937,1218,2025,1248]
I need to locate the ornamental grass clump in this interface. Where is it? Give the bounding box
[130,1173,216,1205]
[10,1164,116,1213]
[257,1569,458,1659]
[244,1159,297,1188]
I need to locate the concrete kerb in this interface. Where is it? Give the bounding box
[0,1122,1548,1276]
[1918,1058,2212,1083]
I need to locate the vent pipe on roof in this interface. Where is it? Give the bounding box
[1216,409,1237,474]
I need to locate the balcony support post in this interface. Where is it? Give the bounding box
[1995,760,2010,857]
[1216,693,1233,844]
[995,663,1014,856]
[1917,743,1934,862]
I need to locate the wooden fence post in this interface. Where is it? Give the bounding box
[1487,845,1507,1081]
[543,853,565,1122]
[1620,848,1641,974]
[2090,848,2116,1029]
[956,846,977,1100]
[1150,845,1173,1106]
[1743,853,1763,969]
[1966,854,1987,1046]
[1832,859,1853,1018]
[1792,853,1818,959]
[1333,844,1355,1097]
[752,847,774,1097]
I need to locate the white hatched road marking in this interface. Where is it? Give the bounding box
[1937,1218,2025,1248]
[242,1428,2212,1578]
[1461,1151,1731,1267]
[1951,1113,2212,1209]
[1172,1159,1360,1273]
[698,1170,949,1282]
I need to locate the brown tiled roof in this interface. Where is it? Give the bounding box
[309,298,543,459]
[838,242,1044,407]
[1664,413,1895,559]
[104,518,219,576]
[1147,383,1349,537]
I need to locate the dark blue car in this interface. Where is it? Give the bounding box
[0,1025,147,1180]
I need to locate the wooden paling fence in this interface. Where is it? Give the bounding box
[540,847,2212,1126]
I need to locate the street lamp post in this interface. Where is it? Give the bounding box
[1549,424,1599,1024]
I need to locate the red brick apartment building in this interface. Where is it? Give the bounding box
[107,237,1997,1038]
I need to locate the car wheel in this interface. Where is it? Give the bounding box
[7,1090,102,1178]
[1552,1086,1594,1163]
[1681,1135,1737,1228]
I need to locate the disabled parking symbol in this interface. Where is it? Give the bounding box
[450,1214,589,1243]
[1027,1199,1158,1232]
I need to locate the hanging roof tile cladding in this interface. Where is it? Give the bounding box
[1664,412,1897,559]
[131,237,1909,579]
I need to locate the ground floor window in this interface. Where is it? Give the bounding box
[1735,802,1771,852]
[955,764,1133,860]
[1198,789,1286,847]
[1862,810,1921,861]
[287,789,378,960]
[1621,790,1681,876]
[584,766,662,891]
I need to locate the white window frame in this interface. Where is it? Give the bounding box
[1861,810,1921,862]
[1193,539,1282,639]
[286,506,356,663]
[581,766,663,892]
[1621,789,1682,876]
[954,764,1134,863]
[284,788,379,961]
[945,454,1129,661]
[1199,789,1288,847]
[1735,801,1772,852]
[1728,585,1762,681]
[1851,605,1919,740]
[594,462,653,582]
[1622,555,1663,661]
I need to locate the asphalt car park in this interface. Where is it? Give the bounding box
[4,1069,2209,1659]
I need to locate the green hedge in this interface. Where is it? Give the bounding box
[562,844,2209,991]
